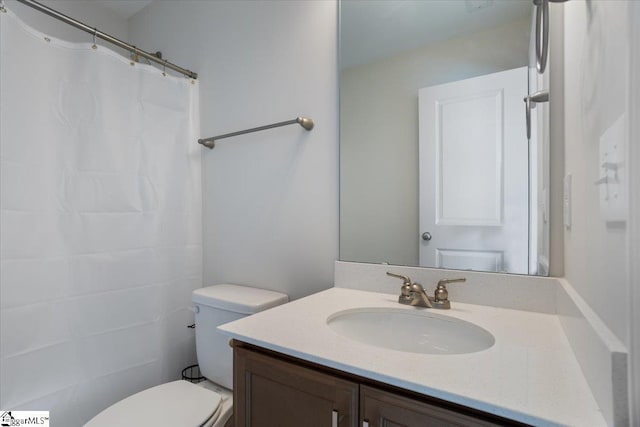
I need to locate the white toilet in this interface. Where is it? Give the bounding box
[86,284,289,427]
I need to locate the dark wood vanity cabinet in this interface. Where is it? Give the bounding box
[233,343,359,427]
[360,385,505,427]
[233,342,528,427]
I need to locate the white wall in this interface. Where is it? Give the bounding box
[563,0,631,351]
[129,1,338,301]
[7,0,128,43]
[340,19,529,267]
[630,0,640,421]
[562,0,637,421]
[548,4,565,278]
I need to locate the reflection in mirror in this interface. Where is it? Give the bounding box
[339,0,550,276]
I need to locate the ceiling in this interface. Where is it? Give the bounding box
[340,0,532,69]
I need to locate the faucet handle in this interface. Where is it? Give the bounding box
[437,278,466,286]
[387,272,413,299]
[434,278,466,304]
[386,271,412,285]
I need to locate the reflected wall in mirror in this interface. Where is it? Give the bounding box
[339,0,550,276]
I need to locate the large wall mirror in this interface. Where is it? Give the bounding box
[339,0,550,276]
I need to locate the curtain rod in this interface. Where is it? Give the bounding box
[14,0,198,79]
[198,117,314,149]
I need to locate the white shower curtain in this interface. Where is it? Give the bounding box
[0,8,202,426]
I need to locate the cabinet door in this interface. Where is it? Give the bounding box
[361,385,507,427]
[234,346,359,427]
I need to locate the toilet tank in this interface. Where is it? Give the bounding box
[191,284,288,389]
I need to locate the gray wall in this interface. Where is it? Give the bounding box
[563,0,631,351]
[129,1,339,301]
[562,1,637,421]
[340,18,530,266]
[630,1,640,420]
[552,1,640,425]
[340,2,638,413]
[7,0,128,47]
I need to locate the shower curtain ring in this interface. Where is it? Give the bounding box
[91,27,97,50]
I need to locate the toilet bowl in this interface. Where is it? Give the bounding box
[85,284,288,427]
[85,380,231,427]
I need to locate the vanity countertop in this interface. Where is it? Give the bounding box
[218,287,606,426]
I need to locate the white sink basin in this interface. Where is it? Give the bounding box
[327,308,495,355]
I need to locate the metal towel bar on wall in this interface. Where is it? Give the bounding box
[198,117,314,149]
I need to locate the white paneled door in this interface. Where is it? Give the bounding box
[418,67,528,274]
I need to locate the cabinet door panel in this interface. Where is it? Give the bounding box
[361,385,504,427]
[234,346,358,427]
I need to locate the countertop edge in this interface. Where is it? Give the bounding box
[218,287,607,427]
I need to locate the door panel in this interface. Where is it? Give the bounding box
[437,90,503,226]
[436,249,504,272]
[419,67,529,274]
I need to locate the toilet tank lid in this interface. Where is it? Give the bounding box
[192,284,289,314]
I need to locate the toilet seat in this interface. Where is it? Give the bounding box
[85,380,222,427]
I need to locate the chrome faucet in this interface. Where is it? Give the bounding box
[386,272,466,309]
